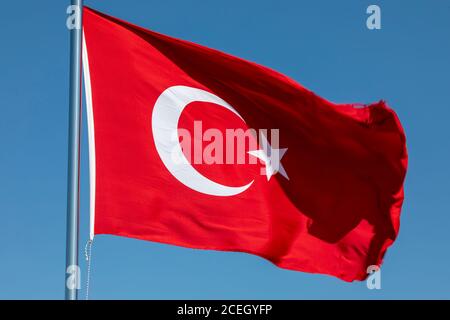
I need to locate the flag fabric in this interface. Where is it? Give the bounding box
[82,7,407,281]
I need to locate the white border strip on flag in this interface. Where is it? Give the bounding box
[82,30,96,240]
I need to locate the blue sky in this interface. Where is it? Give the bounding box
[1,0,449,299]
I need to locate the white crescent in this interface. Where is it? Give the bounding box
[151,85,254,196]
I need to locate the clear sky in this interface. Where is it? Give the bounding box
[1,0,449,299]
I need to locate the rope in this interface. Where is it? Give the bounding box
[84,238,94,300]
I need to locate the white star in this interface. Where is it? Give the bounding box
[248,133,289,181]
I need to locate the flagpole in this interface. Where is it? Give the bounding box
[65,0,83,300]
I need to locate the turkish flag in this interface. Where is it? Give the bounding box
[82,7,407,281]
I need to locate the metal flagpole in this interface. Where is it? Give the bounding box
[65,0,83,300]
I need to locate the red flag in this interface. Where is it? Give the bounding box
[82,7,407,281]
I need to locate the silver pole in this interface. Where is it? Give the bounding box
[65,0,83,300]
